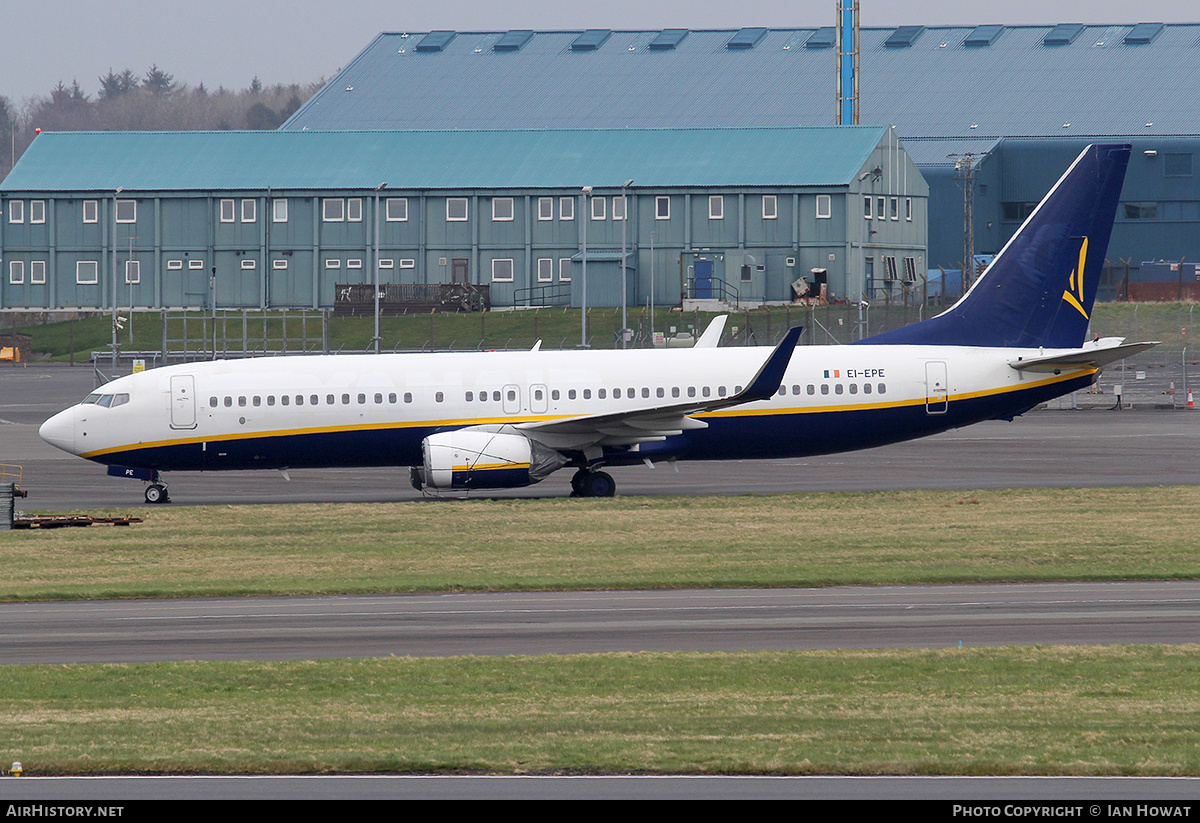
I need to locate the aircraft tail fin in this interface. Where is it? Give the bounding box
[859,143,1131,349]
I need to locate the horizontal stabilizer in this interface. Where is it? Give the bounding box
[1009,340,1160,372]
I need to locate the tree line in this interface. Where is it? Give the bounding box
[0,67,324,180]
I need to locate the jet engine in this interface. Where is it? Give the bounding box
[411,429,568,491]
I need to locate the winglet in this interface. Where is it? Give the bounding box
[733,326,803,403]
[694,316,727,348]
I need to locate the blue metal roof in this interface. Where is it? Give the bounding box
[1,126,891,193]
[282,24,1200,149]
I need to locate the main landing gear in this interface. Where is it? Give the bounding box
[570,468,616,498]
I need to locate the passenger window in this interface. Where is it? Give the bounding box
[582,389,591,400]
[507,390,517,401]
[552,390,560,400]
[702,387,711,397]
[688,387,696,398]
[569,389,577,400]
[878,383,887,394]
[656,388,664,398]
[718,386,727,396]
[777,387,785,396]
[807,385,815,395]
[849,384,858,395]
[374,393,383,404]
[342,394,351,404]
[253,396,262,406]
[671,387,680,398]
[835,384,844,395]
[436,392,444,403]
[389,393,397,403]
[863,384,872,394]
[614,388,622,399]
[224,396,233,407]
[404,393,413,403]
[326,395,335,405]
[492,391,501,401]
[267,396,276,406]
[281,396,289,406]
[357,394,366,404]
[466,391,474,402]
[792,385,801,395]
[597,389,606,399]
[310,395,319,405]
[238,396,247,407]
[295,395,304,406]
[820,385,829,395]
[642,388,650,398]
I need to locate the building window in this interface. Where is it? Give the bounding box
[655,196,670,220]
[347,198,363,222]
[273,199,288,223]
[904,257,918,282]
[709,195,724,220]
[326,259,341,269]
[188,259,205,270]
[115,199,136,223]
[9,261,23,284]
[559,197,574,221]
[347,259,362,269]
[8,201,23,223]
[491,258,514,282]
[537,258,553,282]
[559,258,572,282]
[322,198,345,222]
[537,197,553,221]
[447,198,468,221]
[758,194,776,220]
[1002,202,1037,222]
[492,197,515,221]
[1164,153,1193,178]
[241,199,257,223]
[613,196,627,221]
[883,257,898,280]
[399,259,416,269]
[890,197,899,220]
[29,201,45,224]
[240,259,256,270]
[220,199,236,222]
[273,259,288,270]
[125,260,141,284]
[815,194,830,219]
[1123,202,1158,220]
[905,197,913,221]
[876,197,886,220]
[76,261,99,284]
[30,260,46,285]
[864,196,873,219]
[167,260,183,270]
[591,196,606,220]
[386,198,408,221]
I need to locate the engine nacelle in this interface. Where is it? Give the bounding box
[413,429,568,490]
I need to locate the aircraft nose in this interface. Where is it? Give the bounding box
[39,407,77,455]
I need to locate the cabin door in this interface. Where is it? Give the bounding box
[169,375,198,430]
[925,361,948,414]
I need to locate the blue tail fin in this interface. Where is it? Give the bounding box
[860,143,1131,348]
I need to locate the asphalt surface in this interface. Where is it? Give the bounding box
[4,363,1200,509]
[1,582,1197,664]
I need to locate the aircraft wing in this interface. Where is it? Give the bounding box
[516,326,802,449]
[1008,339,1159,373]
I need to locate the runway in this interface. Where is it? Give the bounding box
[2,582,1198,664]
[4,364,1200,510]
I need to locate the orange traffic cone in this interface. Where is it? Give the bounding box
[1189,390,1194,409]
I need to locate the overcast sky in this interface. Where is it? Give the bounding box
[4,0,1198,106]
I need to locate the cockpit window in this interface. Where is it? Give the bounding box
[82,393,102,404]
[110,393,130,408]
[96,394,114,407]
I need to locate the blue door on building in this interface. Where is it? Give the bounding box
[694,259,713,299]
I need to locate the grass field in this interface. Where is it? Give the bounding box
[4,487,1199,776]
[7,487,1200,600]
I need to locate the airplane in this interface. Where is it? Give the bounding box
[39,143,1155,504]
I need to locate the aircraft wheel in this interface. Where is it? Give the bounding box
[581,471,616,498]
[145,484,168,504]
[570,469,589,496]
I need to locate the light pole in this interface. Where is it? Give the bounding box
[373,182,387,354]
[111,187,123,371]
[580,185,592,348]
[620,179,633,348]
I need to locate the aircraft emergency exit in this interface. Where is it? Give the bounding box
[40,144,1154,503]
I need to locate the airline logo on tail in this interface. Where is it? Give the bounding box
[1062,236,1089,320]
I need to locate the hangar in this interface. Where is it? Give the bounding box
[284,24,1200,289]
[0,126,925,311]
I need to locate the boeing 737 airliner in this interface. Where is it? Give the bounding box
[40,144,1154,503]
